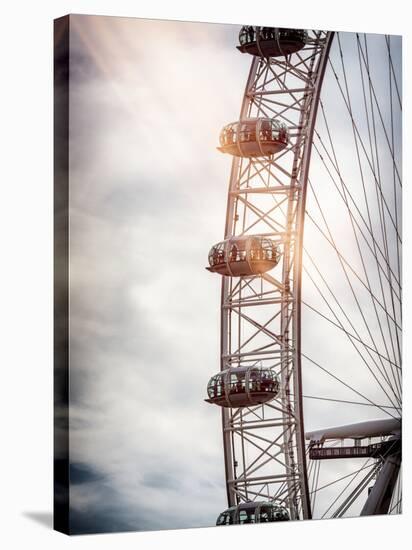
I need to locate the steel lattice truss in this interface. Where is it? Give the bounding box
[220,31,333,520]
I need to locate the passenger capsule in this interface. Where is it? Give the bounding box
[207,236,281,277]
[237,26,307,57]
[218,118,288,157]
[216,501,290,525]
[205,366,280,408]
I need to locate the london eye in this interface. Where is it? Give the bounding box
[205,27,402,524]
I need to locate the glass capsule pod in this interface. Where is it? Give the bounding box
[207,236,281,277]
[218,118,288,157]
[205,366,280,408]
[216,501,290,525]
[237,26,307,57]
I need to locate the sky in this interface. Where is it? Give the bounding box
[65,15,402,533]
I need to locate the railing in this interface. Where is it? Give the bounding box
[309,439,401,460]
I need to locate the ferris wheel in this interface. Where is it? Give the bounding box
[204,27,402,524]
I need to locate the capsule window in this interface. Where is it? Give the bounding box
[229,125,237,144]
[238,509,256,524]
[223,124,236,146]
[261,370,278,392]
[219,125,234,147]
[228,243,239,262]
[209,243,225,267]
[261,27,275,41]
[239,123,255,143]
[258,505,272,523]
[207,374,224,399]
[259,238,281,262]
[239,26,256,46]
[217,511,233,525]
[229,372,246,394]
[250,368,278,393]
[249,244,262,261]
[260,120,272,141]
[271,504,290,521]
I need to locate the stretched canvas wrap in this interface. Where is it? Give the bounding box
[54,14,402,535]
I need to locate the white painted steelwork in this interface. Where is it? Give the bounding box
[306,418,401,443]
[209,30,334,521]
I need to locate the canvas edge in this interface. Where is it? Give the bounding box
[53,13,70,536]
